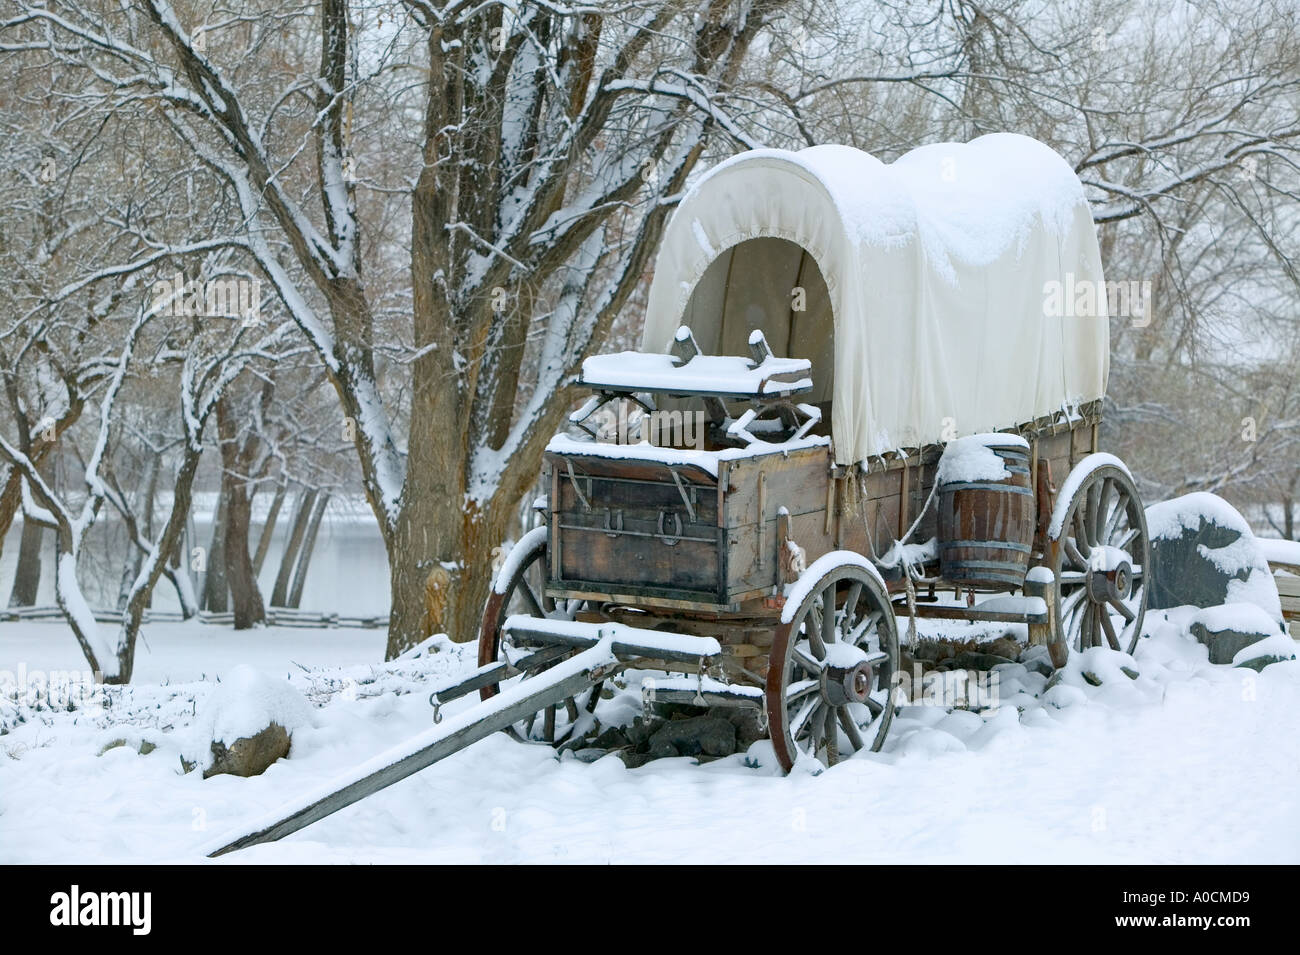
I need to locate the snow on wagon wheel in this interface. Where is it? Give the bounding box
[1047,455,1149,656]
[766,556,899,772]
[477,528,603,745]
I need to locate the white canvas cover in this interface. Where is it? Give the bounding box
[640,133,1109,466]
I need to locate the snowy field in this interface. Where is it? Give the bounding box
[1,614,1297,864]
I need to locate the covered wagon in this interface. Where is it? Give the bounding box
[482,133,1149,771]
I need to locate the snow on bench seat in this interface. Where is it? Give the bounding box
[579,351,813,398]
[545,433,829,478]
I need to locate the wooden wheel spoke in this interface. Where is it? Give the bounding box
[841,582,863,639]
[786,678,820,703]
[1072,509,1092,555]
[821,586,837,645]
[1098,608,1121,651]
[863,695,883,717]
[1115,527,1140,552]
[824,707,839,765]
[518,581,545,617]
[1064,538,1089,571]
[807,606,828,659]
[838,707,865,752]
[1109,597,1136,623]
[791,644,822,674]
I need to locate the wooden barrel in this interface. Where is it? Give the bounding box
[937,438,1034,590]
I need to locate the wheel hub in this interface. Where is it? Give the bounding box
[822,661,874,706]
[1086,559,1132,604]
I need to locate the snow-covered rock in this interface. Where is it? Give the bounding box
[1145,492,1284,627]
[1188,603,1287,666]
[1231,633,1297,672]
[192,665,314,778]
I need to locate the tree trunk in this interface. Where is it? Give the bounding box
[115,442,206,683]
[271,488,316,607]
[287,492,329,609]
[252,478,286,575]
[115,453,160,610]
[202,486,229,612]
[8,512,44,607]
[217,397,266,629]
[7,455,54,607]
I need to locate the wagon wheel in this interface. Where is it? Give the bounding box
[1047,460,1149,657]
[477,530,603,745]
[767,560,899,772]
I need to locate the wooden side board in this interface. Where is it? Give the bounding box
[544,402,1103,608]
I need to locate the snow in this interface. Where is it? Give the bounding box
[876,537,937,570]
[1189,603,1283,637]
[1046,453,1133,538]
[973,595,1049,617]
[1257,537,1300,568]
[1146,491,1252,541]
[493,527,547,594]
[1,612,1298,863]
[503,615,721,660]
[935,433,1027,485]
[781,551,886,623]
[198,665,315,750]
[579,349,813,396]
[545,433,830,479]
[1232,634,1297,667]
[58,554,118,678]
[693,135,1086,283]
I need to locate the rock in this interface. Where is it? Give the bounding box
[647,715,736,758]
[1081,670,1103,686]
[98,738,156,757]
[984,636,1023,661]
[1188,604,1283,665]
[572,748,608,763]
[625,716,659,748]
[204,722,291,779]
[1021,654,1054,678]
[940,651,1017,672]
[1145,493,1284,627]
[591,726,630,750]
[617,750,655,769]
[1235,654,1293,673]
[195,666,312,779]
[913,640,956,662]
[1232,633,1297,671]
[648,736,680,759]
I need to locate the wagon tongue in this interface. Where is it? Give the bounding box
[203,623,724,858]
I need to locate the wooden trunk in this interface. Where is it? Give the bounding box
[545,443,833,610]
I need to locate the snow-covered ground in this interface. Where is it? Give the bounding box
[2,611,1296,864]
